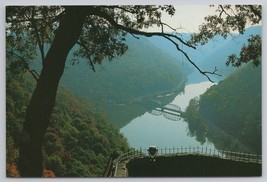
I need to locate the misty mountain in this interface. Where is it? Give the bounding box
[148,26,261,83]
[57,35,186,126]
[61,35,185,103]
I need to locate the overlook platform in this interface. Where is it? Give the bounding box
[113,146,261,177]
[127,155,261,177]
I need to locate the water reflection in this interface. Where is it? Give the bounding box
[121,82,215,149]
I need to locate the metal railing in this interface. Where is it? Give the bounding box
[114,146,261,176]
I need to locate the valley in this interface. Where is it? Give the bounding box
[6,23,262,177]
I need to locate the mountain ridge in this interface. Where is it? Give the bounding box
[147,26,261,83]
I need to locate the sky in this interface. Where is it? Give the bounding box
[147,5,217,33]
[147,5,262,33]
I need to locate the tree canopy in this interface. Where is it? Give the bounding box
[6,71,129,177]
[190,5,261,68]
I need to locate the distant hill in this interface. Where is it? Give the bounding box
[61,35,185,102]
[58,35,186,127]
[148,26,261,83]
[184,63,261,154]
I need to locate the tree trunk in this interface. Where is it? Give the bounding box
[18,7,88,177]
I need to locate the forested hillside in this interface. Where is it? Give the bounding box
[61,35,185,103]
[6,72,129,177]
[184,64,261,154]
[56,35,186,127]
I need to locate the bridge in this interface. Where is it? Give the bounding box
[143,100,184,121]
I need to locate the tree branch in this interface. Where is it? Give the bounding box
[98,5,135,14]
[93,8,196,50]
[202,66,222,77]
[30,7,45,65]
[129,33,140,39]
[218,5,231,18]
[92,9,222,82]
[163,36,220,82]
[7,50,40,82]
[160,22,183,34]
[248,5,262,20]
[76,41,96,72]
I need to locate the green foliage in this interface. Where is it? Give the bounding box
[6,71,129,177]
[44,155,66,176]
[64,158,92,177]
[185,64,261,154]
[190,5,261,45]
[227,35,261,67]
[6,6,61,74]
[190,5,261,68]
[6,72,34,168]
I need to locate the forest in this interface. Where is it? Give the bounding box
[6,71,129,177]
[184,63,261,154]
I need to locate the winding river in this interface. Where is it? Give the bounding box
[120,81,216,149]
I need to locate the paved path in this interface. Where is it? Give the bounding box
[114,159,129,177]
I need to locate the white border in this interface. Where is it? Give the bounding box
[1,0,266,182]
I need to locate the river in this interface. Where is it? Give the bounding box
[120,81,216,149]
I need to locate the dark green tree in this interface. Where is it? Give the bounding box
[6,5,261,176]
